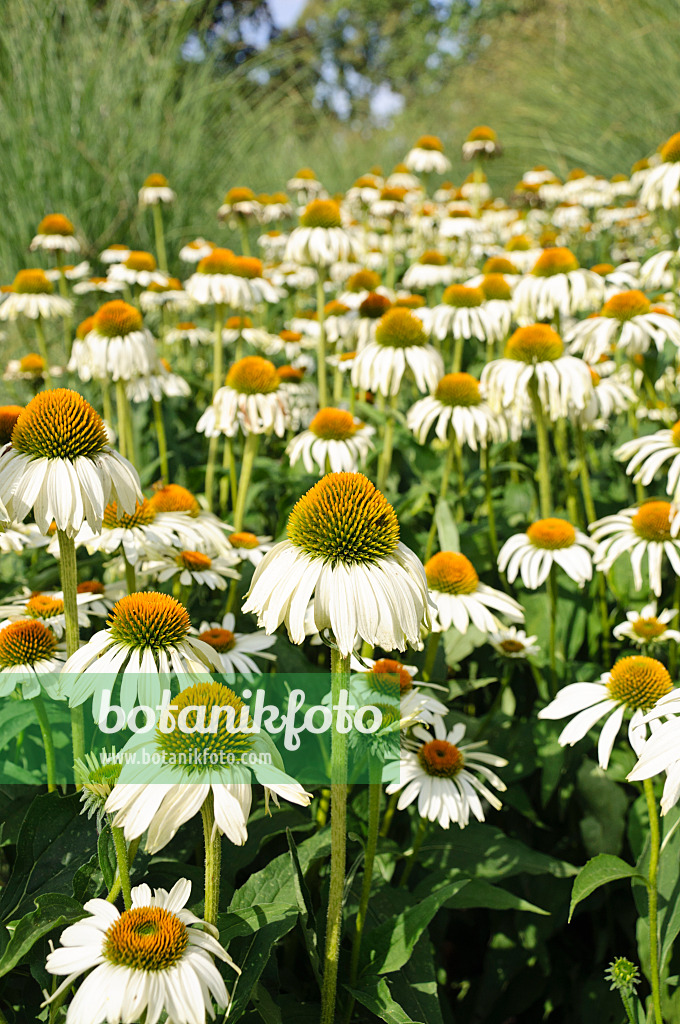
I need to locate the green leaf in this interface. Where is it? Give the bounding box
[442,624,487,669]
[0,893,84,978]
[388,932,443,1024]
[98,825,117,893]
[435,498,459,552]
[347,977,425,1024]
[286,828,320,982]
[568,854,643,922]
[217,903,299,945]
[223,914,298,1023]
[229,828,330,913]
[360,879,468,975]
[419,821,576,882]
[0,793,97,923]
[445,878,548,915]
[577,758,627,857]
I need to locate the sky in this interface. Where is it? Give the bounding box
[267,0,307,29]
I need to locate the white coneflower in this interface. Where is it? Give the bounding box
[139,277,192,314]
[258,190,294,222]
[83,300,158,381]
[72,275,124,296]
[217,185,261,223]
[352,291,393,350]
[225,529,273,567]
[3,353,62,383]
[512,247,604,320]
[538,655,673,769]
[194,612,276,674]
[462,125,503,161]
[425,551,523,634]
[613,601,680,647]
[482,324,592,425]
[402,250,456,290]
[243,472,432,655]
[0,269,72,321]
[407,372,506,450]
[640,132,680,209]
[0,521,49,554]
[75,497,194,566]
[138,172,176,206]
[0,619,65,700]
[349,655,448,725]
[285,199,361,268]
[30,213,80,253]
[351,306,443,397]
[424,284,501,345]
[178,237,214,263]
[0,589,97,638]
[147,484,236,557]
[45,261,90,283]
[185,249,280,308]
[566,291,680,361]
[591,500,680,596]
[44,878,237,1024]
[196,356,290,438]
[404,135,451,175]
[615,421,680,497]
[385,717,507,829]
[488,627,540,659]
[499,517,595,589]
[286,166,326,204]
[142,548,239,590]
[577,365,635,427]
[0,389,141,536]
[105,679,310,850]
[60,591,222,714]
[108,250,167,288]
[126,358,191,404]
[99,243,131,264]
[286,407,375,474]
[165,321,213,346]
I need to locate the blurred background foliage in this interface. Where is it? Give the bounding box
[2,0,680,274]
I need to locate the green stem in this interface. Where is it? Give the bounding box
[115,378,134,463]
[451,333,465,373]
[320,648,350,1024]
[111,823,132,911]
[482,444,499,562]
[422,630,440,682]
[553,418,581,525]
[380,791,399,838]
[205,305,227,510]
[619,991,638,1024]
[55,252,73,359]
[547,567,558,697]
[238,217,251,258]
[123,555,136,595]
[233,433,259,532]
[201,791,222,927]
[316,274,328,409]
[33,695,57,792]
[152,399,169,483]
[376,393,398,492]
[152,202,168,273]
[345,757,382,1024]
[400,818,429,886]
[101,379,113,428]
[575,424,612,664]
[529,377,553,517]
[643,778,664,1024]
[425,437,455,563]
[34,317,54,387]
[57,530,84,767]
